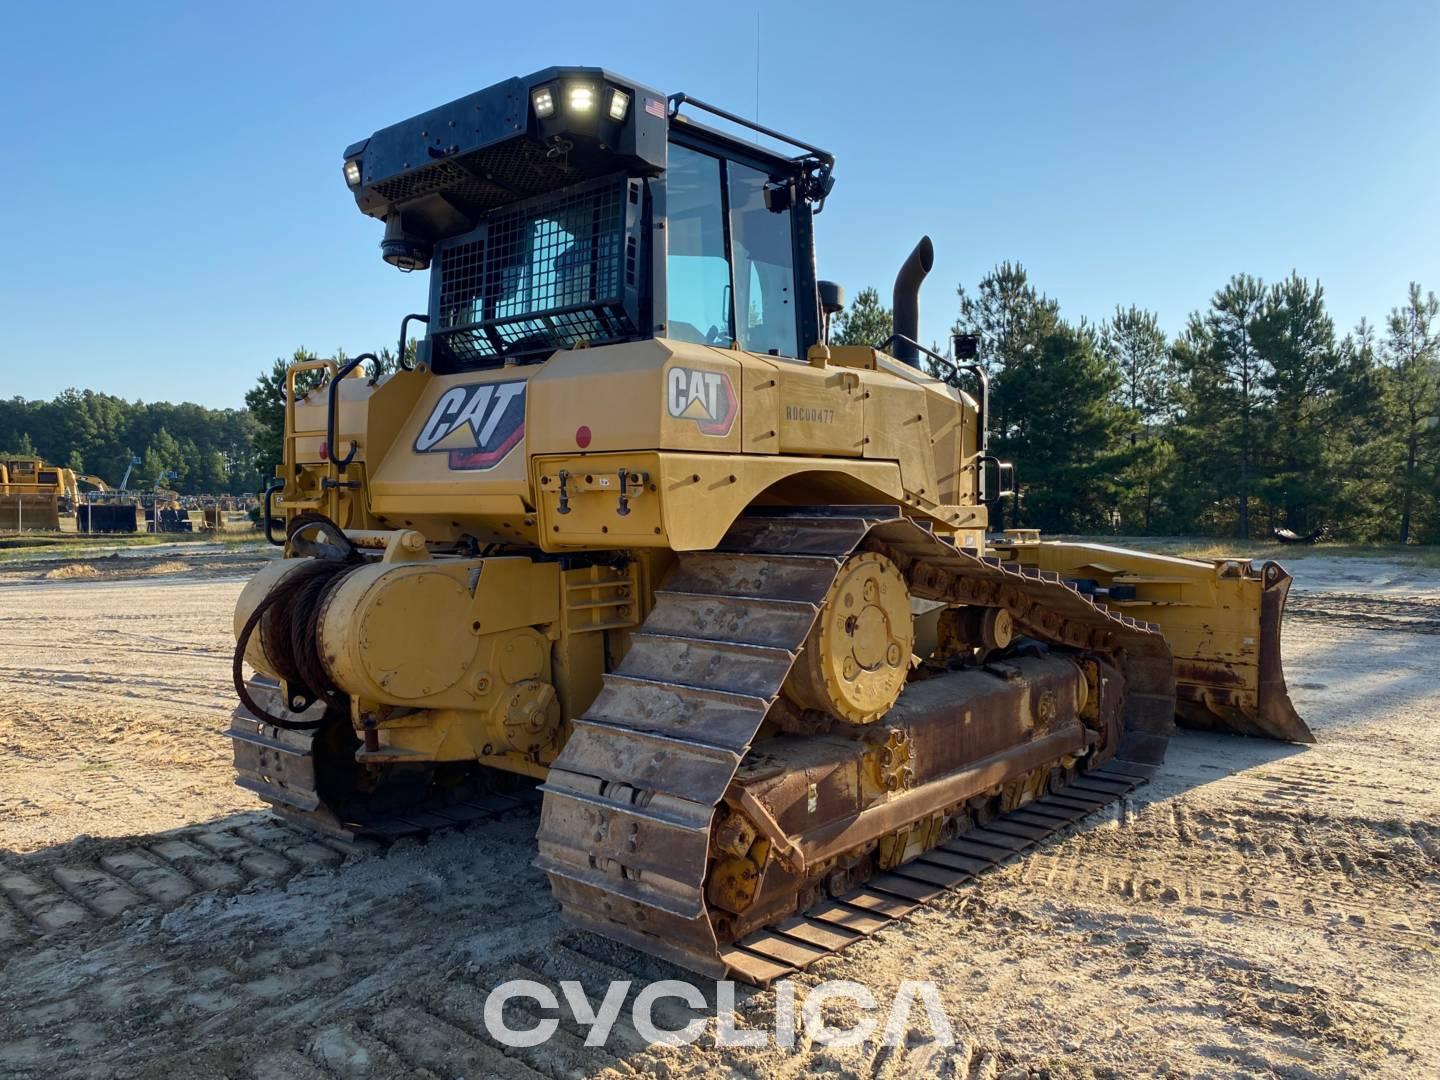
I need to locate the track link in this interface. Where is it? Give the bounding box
[227,693,541,842]
[719,758,1157,984]
[537,508,1176,979]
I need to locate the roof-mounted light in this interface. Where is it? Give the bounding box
[531,86,555,118]
[343,157,362,189]
[567,83,596,113]
[607,88,630,121]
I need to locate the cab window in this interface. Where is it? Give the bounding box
[727,161,797,357]
[665,144,733,346]
[664,143,800,357]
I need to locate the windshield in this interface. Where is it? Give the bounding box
[665,143,800,357]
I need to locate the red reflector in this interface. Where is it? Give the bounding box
[319,440,329,460]
[575,425,592,449]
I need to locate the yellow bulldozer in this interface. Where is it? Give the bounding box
[230,67,1312,983]
[0,457,111,531]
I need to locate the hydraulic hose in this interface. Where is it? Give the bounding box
[232,512,366,730]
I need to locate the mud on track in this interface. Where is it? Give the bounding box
[1,552,1438,1078]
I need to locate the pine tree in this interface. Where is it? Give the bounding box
[1100,306,1174,532]
[952,263,1063,475]
[830,287,892,347]
[1171,276,1272,538]
[1101,305,1172,433]
[1325,321,1391,539]
[999,320,1128,532]
[1380,284,1440,543]
[953,265,1127,531]
[1253,273,1341,534]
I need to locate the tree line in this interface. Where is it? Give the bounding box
[0,390,263,495]
[832,269,1440,543]
[5,282,1436,542]
[0,347,404,496]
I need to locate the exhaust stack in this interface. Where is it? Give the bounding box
[891,235,934,366]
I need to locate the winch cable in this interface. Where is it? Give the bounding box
[232,511,367,731]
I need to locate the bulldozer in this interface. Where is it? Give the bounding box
[230,66,1312,982]
[0,457,112,531]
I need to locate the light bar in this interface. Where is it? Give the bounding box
[568,83,596,113]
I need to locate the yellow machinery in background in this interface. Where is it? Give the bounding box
[230,67,1311,981]
[0,457,110,531]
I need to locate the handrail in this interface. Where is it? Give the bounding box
[398,313,429,371]
[666,94,834,166]
[872,333,959,381]
[262,478,284,547]
[957,363,990,454]
[667,93,836,209]
[327,353,377,473]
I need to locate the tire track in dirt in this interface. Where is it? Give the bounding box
[292,933,1007,1080]
[1013,793,1440,945]
[0,796,547,945]
[1166,743,1440,814]
[0,813,356,943]
[0,806,1038,1080]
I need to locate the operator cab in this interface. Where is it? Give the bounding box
[341,67,833,372]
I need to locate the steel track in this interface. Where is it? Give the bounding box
[536,508,1176,980]
[717,758,1157,985]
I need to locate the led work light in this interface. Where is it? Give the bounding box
[567,83,596,112]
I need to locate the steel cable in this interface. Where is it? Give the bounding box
[232,512,366,730]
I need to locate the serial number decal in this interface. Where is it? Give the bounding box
[414,380,526,470]
[666,366,737,437]
[784,405,836,424]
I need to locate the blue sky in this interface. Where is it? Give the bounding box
[3,1,1437,408]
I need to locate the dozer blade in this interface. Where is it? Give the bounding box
[1176,560,1312,743]
[995,540,1314,744]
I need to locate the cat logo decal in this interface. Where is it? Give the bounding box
[666,366,737,437]
[414,380,526,470]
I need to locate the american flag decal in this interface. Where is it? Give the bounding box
[644,96,666,118]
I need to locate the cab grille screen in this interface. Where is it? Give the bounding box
[431,176,640,367]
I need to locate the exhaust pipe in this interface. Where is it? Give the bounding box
[891,235,934,367]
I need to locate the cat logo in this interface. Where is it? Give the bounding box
[414,380,526,470]
[666,365,737,437]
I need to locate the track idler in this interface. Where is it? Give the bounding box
[784,551,914,724]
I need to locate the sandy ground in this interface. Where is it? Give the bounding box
[0,543,274,853]
[0,544,1437,1078]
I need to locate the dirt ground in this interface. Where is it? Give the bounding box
[0,542,1437,1079]
[0,542,275,853]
